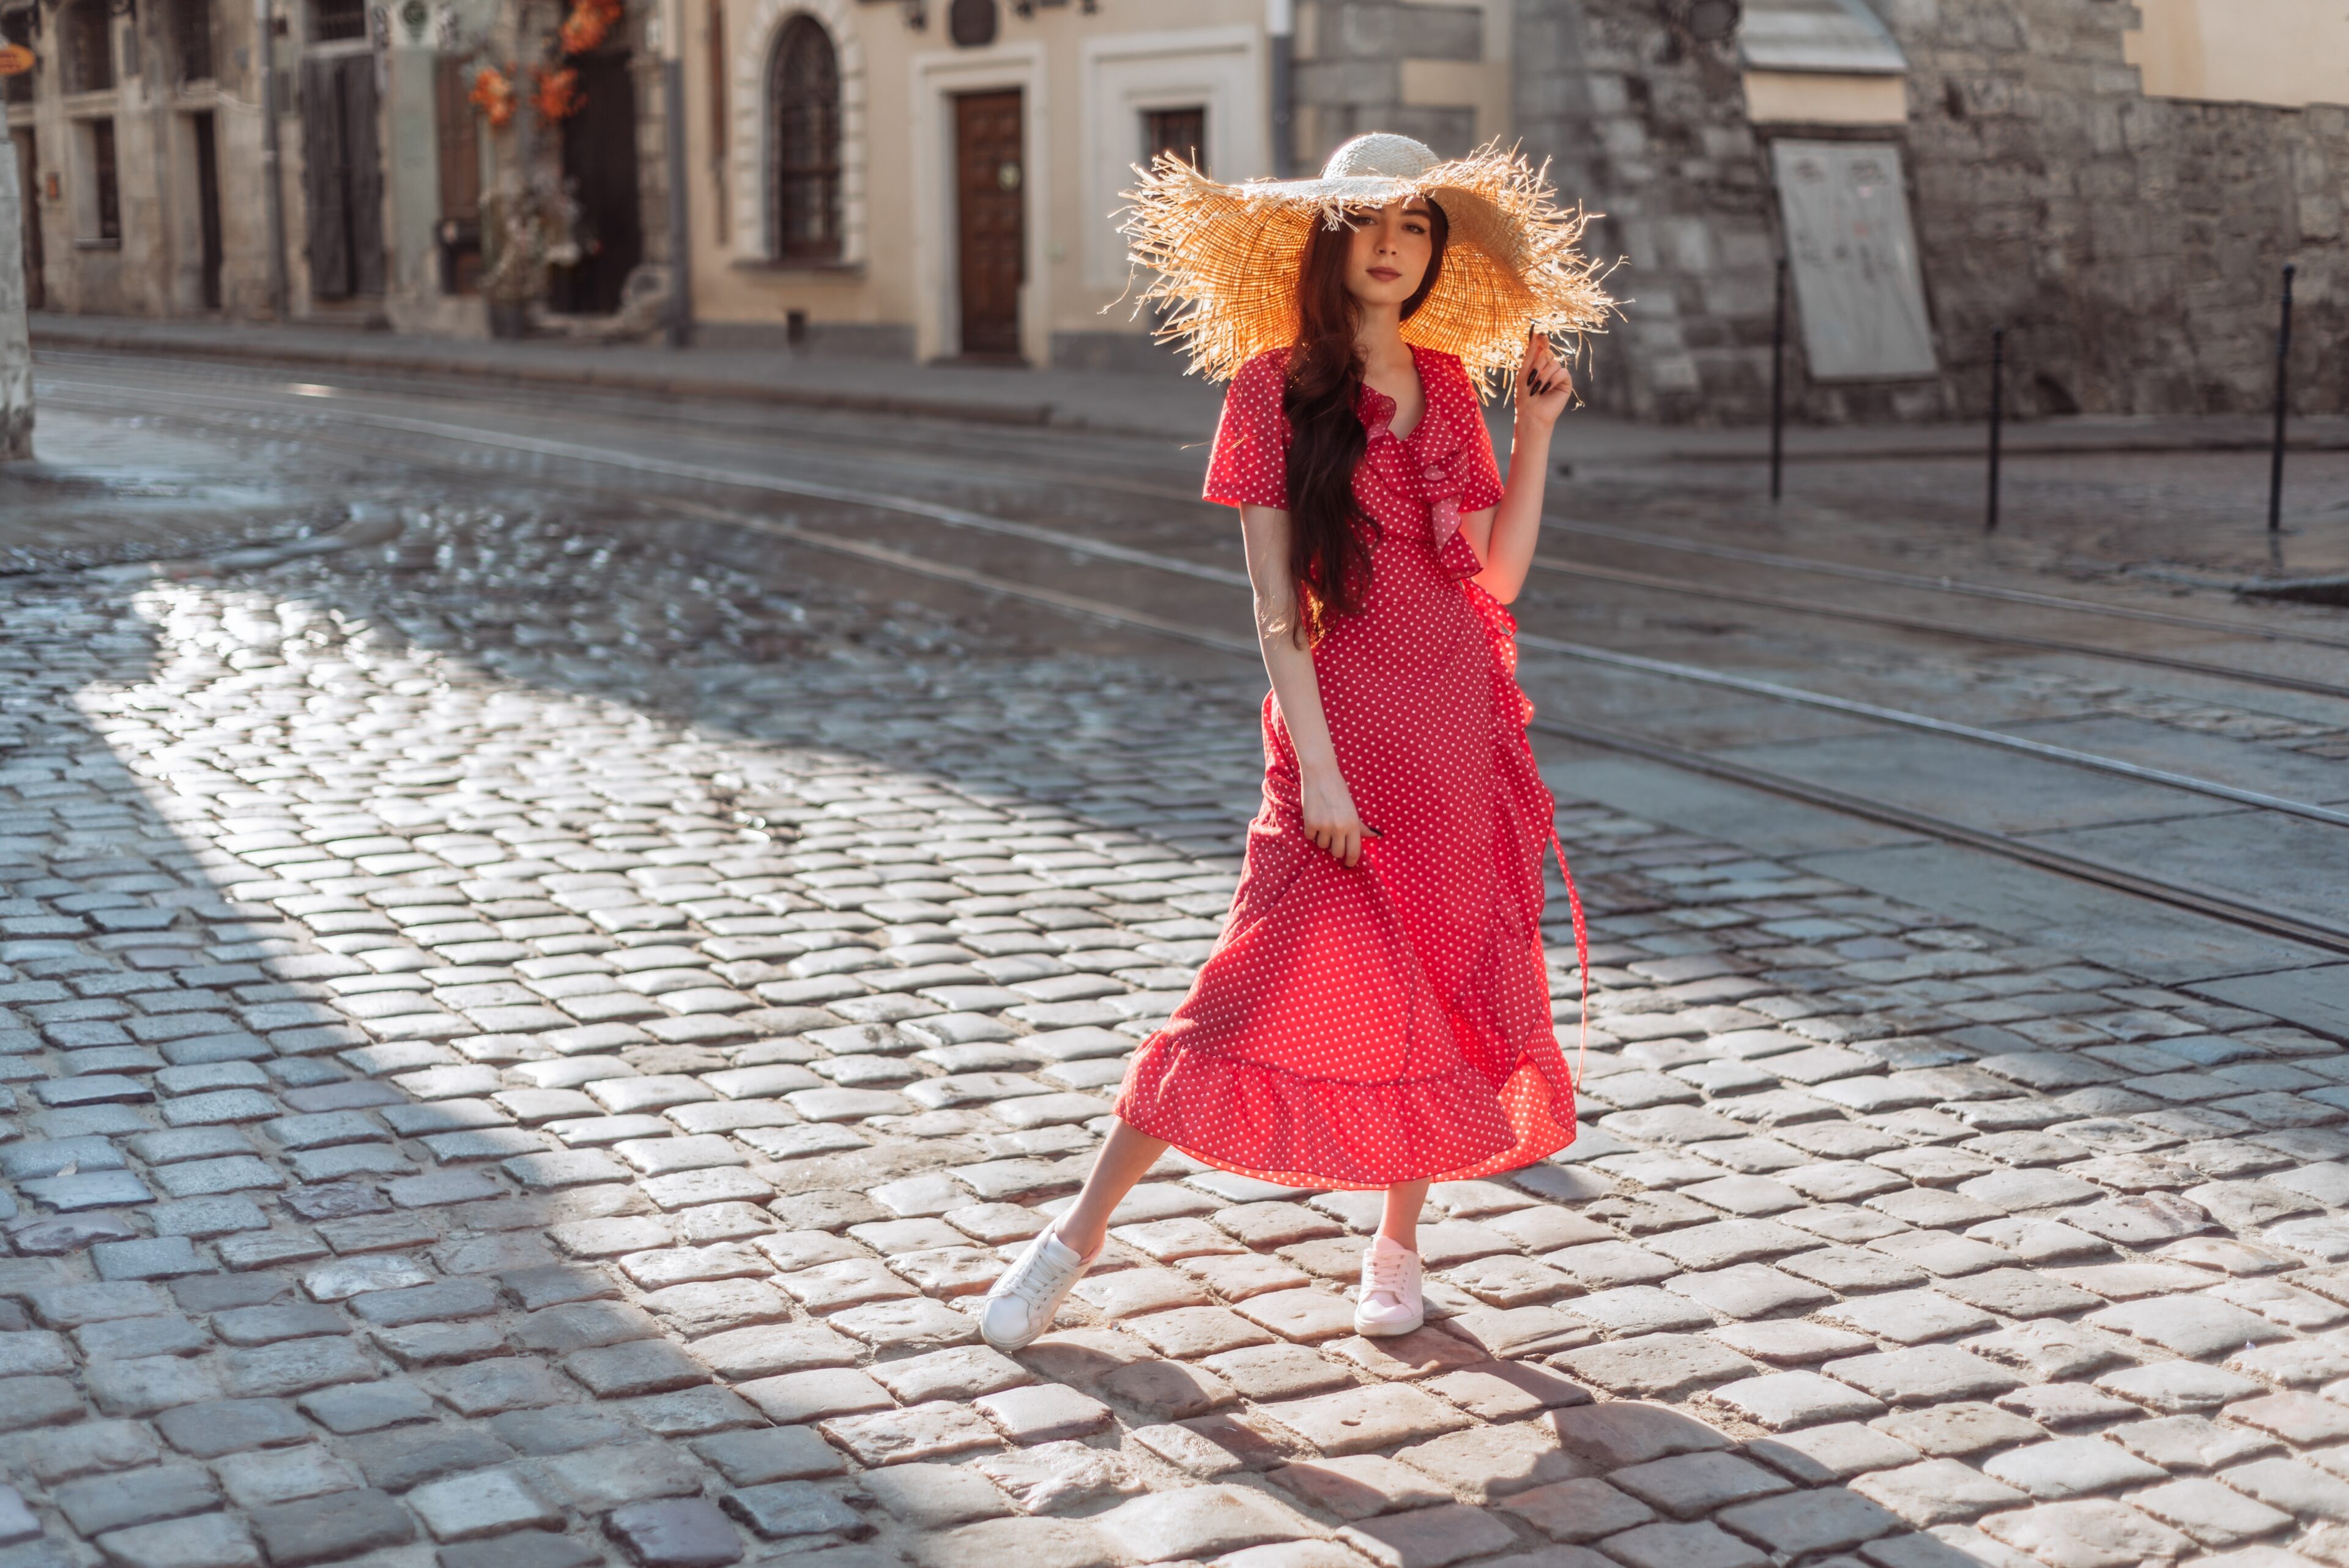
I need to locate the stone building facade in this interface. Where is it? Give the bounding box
[7,0,2337,422]
[2,0,271,317]
[1507,0,2345,424]
[1,0,678,336]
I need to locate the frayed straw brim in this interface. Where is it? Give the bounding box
[1121,140,1616,393]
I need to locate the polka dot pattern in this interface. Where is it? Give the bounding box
[1118,346,1578,1190]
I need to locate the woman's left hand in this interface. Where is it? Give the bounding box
[1516,330,1572,430]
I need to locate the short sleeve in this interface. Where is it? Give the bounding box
[1447,359,1505,513]
[1204,351,1291,510]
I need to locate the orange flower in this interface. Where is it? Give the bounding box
[557,0,616,54]
[468,64,516,128]
[530,64,583,121]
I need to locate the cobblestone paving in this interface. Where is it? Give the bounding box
[7,511,2349,1568]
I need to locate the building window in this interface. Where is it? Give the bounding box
[78,116,119,240]
[61,0,113,93]
[310,0,365,43]
[1,8,34,104]
[1144,106,1206,174]
[768,14,840,261]
[171,0,213,82]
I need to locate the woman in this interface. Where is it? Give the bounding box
[982,134,1613,1353]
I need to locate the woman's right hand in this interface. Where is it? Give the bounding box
[1301,765,1371,868]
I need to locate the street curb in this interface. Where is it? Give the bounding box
[29,326,1111,433]
[2237,574,2349,606]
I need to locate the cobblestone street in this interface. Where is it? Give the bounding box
[7,488,2349,1568]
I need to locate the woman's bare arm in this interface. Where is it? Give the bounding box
[1239,503,1370,868]
[1459,333,1573,604]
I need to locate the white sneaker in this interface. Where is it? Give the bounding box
[1354,1235,1424,1337]
[980,1225,1099,1352]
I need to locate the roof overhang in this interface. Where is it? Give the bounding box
[1739,0,1908,75]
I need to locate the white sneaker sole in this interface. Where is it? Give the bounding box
[1354,1306,1425,1338]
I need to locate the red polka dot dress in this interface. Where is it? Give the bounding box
[1116,345,1579,1189]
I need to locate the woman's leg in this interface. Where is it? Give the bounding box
[1357,1177,1432,1337]
[1378,1179,1431,1252]
[1052,1118,1171,1257]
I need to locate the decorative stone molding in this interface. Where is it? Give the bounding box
[732,0,866,264]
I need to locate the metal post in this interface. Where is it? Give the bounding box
[256,0,291,319]
[2269,261,2296,533]
[1768,255,1786,503]
[1986,325,2005,533]
[1267,0,1295,177]
[664,51,691,348]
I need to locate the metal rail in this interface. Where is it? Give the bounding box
[1531,557,2349,703]
[43,382,2349,834]
[46,359,2348,660]
[69,386,2348,958]
[1545,519,2349,651]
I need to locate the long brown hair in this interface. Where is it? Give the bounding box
[1281,200,1449,644]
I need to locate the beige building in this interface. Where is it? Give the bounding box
[682,0,1285,365]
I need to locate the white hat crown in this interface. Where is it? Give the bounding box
[1321,133,1440,182]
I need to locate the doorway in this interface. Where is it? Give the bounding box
[191,110,222,309]
[549,51,642,315]
[299,53,385,299]
[9,130,38,311]
[953,87,1022,359]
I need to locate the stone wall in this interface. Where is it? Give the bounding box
[1508,0,2344,425]
[1892,0,2341,421]
[1510,0,1787,423]
[1294,0,1492,164]
[0,130,27,459]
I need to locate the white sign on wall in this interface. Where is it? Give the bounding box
[1771,139,1937,380]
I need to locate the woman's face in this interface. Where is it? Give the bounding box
[1344,200,1434,310]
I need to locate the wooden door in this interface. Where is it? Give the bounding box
[432,55,481,292]
[301,53,384,300]
[954,89,1023,359]
[551,51,642,315]
[10,130,38,311]
[192,111,222,308]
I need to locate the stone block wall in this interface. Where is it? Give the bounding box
[1510,0,1788,423]
[1896,0,2341,421]
[1296,0,1494,163]
[1508,0,2344,425]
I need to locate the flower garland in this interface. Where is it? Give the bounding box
[530,64,582,121]
[468,64,516,128]
[472,0,623,126]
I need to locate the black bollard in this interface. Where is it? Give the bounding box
[1986,327,2005,534]
[1769,256,1787,503]
[2270,262,2296,533]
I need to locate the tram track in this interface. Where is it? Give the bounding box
[50,379,2349,819]
[47,355,2349,679]
[40,371,2349,959]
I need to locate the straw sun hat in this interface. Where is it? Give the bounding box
[1122,132,1616,393]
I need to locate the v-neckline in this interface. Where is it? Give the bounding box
[1359,347,1429,444]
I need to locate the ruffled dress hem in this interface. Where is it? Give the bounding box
[1116,1045,1576,1191]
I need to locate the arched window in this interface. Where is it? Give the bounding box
[61,0,114,93]
[768,15,840,261]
